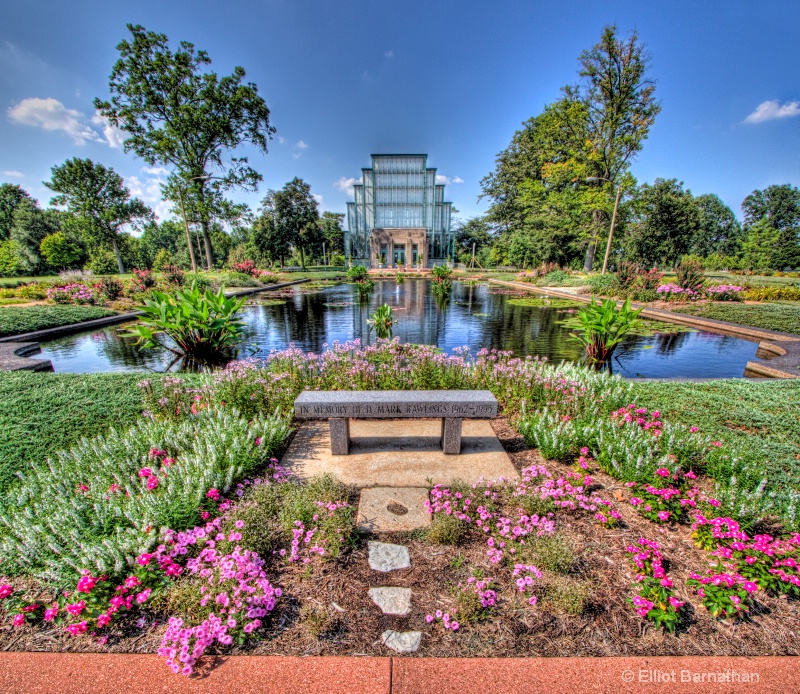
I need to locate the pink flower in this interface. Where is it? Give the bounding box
[136,589,152,604]
[138,468,152,478]
[43,608,58,621]
[137,553,153,566]
[657,511,670,522]
[67,621,88,636]
[0,584,13,599]
[66,600,86,617]
[12,614,25,627]
[97,613,112,628]
[146,476,159,490]
[206,488,220,501]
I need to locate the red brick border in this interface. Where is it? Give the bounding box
[0,653,796,693]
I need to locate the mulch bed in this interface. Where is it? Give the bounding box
[1,417,798,658]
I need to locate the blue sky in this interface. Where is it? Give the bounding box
[1,1,799,226]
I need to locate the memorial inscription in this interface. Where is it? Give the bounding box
[294,390,498,455]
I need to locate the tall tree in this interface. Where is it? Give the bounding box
[0,183,32,240]
[623,179,700,267]
[565,25,661,270]
[454,216,494,265]
[319,211,345,262]
[45,158,152,273]
[95,24,275,269]
[691,194,743,257]
[269,178,320,269]
[9,198,62,274]
[741,184,800,269]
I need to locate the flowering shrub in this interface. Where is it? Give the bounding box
[626,467,708,524]
[705,284,743,301]
[656,283,700,301]
[99,276,124,300]
[259,270,279,283]
[230,260,259,277]
[625,538,684,632]
[46,283,96,305]
[0,407,291,582]
[131,268,156,291]
[686,571,757,620]
[162,265,186,286]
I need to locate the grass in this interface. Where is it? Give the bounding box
[0,305,117,337]
[0,372,202,491]
[631,379,800,505]
[671,302,800,336]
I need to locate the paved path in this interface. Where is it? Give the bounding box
[0,653,795,693]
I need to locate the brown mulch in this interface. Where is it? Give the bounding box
[1,417,798,658]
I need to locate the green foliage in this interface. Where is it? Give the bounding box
[0,305,115,337]
[431,264,453,280]
[346,264,369,282]
[692,194,744,258]
[673,302,800,336]
[368,303,395,339]
[518,533,575,574]
[262,178,320,269]
[426,511,468,545]
[96,24,275,269]
[569,296,643,362]
[742,285,800,302]
[86,248,119,275]
[0,406,291,582]
[0,240,24,277]
[45,158,152,274]
[354,278,374,298]
[134,283,247,363]
[675,257,705,292]
[0,184,32,240]
[152,247,174,271]
[0,372,172,491]
[586,273,618,295]
[99,276,125,300]
[540,576,588,615]
[39,232,85,270]
[742,219,782,270]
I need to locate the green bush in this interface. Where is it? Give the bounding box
[220,271,260,287]
[87,249,119,275]
[568,296,643,363]
[0,305,116,337]
[135,283,247,364]
[586,273,618,295]
[0,406,291,583]
[743,285,800,302]
[346,265,368,282]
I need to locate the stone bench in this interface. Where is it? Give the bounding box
[294,390,498,455]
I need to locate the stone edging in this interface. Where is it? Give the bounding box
[0,279,310,372]
[0,652,795,693]
[489,280,800,380]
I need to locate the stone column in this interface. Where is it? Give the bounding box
[440,418,462,455]
[330,418,350,455]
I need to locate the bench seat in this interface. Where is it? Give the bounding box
[294,390,498,455]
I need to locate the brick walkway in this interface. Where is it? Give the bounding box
[0,653,795,693]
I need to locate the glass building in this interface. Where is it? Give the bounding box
[345,154,453,268]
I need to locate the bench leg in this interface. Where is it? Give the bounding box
[330,418,350,455]
[441,417,462,455]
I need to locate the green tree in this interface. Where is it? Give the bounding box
[741,184,800,269]
[623,179,700,267]
[139,219,182,267]
[0,240,24,276]
[742,219,781,269]
[0,183,33,240]
[691,194,743,258]
[39,232,85,270]
[95,24,275,270]
[319,211,344,263]
[565,25,661,270]
[454,216,494,265]
[268,178,320,269]
[9,198,62,274]
[45,158,152,273]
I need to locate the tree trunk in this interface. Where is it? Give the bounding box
[300,245,306,270]
[584,209,606,272]
[112,237,125,274]
[201,220,214,271]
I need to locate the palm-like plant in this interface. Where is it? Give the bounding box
[367,303,396,339]
[569,296,643,363]
[134,282,247,365]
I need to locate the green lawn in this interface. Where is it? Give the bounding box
[0,305,117,337]
[0,372,206,491]
[671,302,800,335]
[632,379,800,510]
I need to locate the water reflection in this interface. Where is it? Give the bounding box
[37,280,759,378]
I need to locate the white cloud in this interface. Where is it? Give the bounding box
[91,111,126,148]
[125,175,163,204]
[141,166,170,176]
[744,99,800,124]
[384,50,394,59]
[277,136,285,144]
[8,97,101,144]
[296,140,308,149]
[435,174,464,185]
[313,193,323,205]
[335,176,361,196]
[292,139,308,159]
[1,170,24,178]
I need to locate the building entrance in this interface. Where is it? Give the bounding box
[392,245,406,267]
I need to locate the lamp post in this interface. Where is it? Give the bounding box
[586,176,622,275]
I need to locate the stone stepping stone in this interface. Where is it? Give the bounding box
[357,487,431,532]
[368,587,412,615]
[381,629,421,653]
[368,541,411,572]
